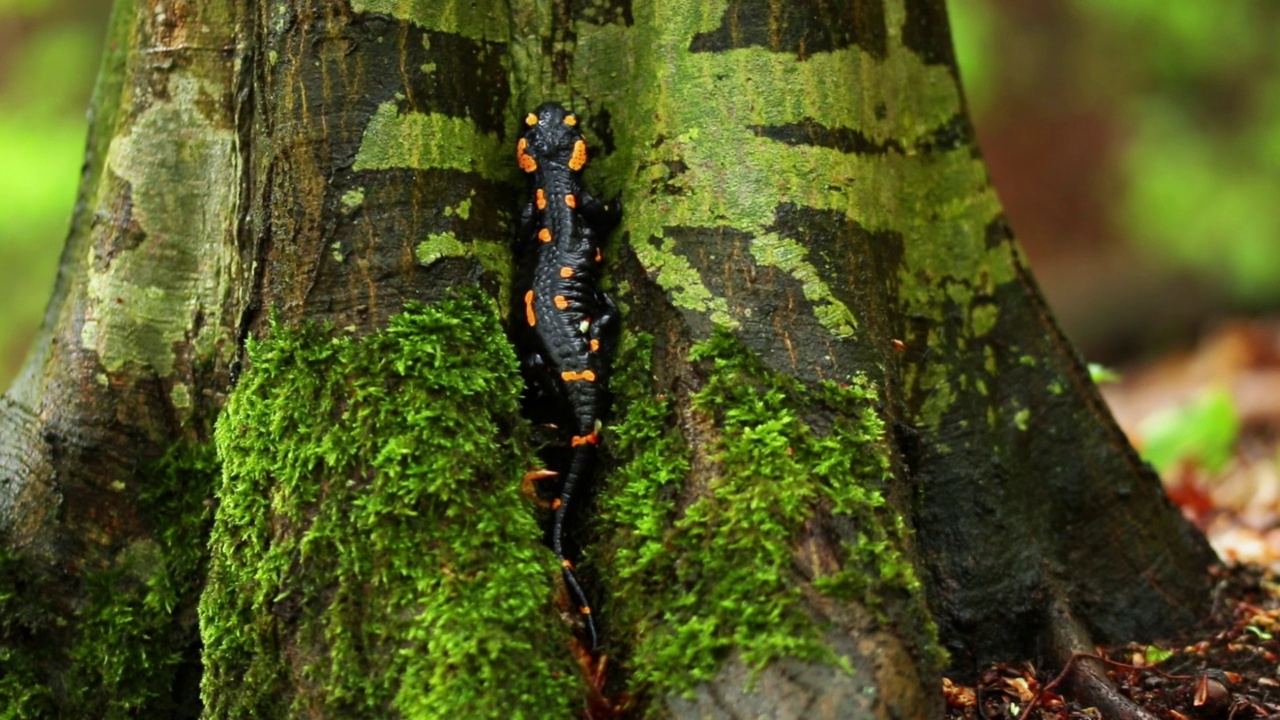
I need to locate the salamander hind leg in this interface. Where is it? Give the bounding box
[589,292,621,351]
[518,350,560,415]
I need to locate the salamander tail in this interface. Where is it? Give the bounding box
[552,444,599,648]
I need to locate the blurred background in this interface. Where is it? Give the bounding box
[0,0,108,387]
[951,0,1280,362]
[947,0,1280,563]
[1,0,1278,558]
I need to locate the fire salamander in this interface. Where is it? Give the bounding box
[509,102,621,648]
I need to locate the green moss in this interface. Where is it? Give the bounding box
[66,543,184,716]
[69,442,218,718]
[594,335,694,690]
[199,295,580,718]
[0,441,219,719]
[0,550,57,719]
[601,330,938,706]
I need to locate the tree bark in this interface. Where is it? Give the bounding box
[0,0,1216,718]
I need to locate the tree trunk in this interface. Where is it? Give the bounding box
[0,0,1216,718]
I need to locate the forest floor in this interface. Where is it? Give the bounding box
[943,564,1280,719]
[944,319,1280,720]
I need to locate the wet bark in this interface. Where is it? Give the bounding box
[0,0,1215,718]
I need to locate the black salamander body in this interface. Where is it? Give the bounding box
[509,102,620,647]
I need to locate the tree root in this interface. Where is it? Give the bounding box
[1018,598,1162,720]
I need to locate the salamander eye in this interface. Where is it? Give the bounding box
[563,114,577,127]
[525,113,538,126]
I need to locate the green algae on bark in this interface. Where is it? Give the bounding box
[199,297,581,719]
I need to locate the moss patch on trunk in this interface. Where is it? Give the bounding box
[0,441,218,719]
[600,330,938,707]
[199,295,581,719]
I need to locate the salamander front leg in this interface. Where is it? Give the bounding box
[514,200,537,249]
[579,192,622,233]
[518,350,559,410]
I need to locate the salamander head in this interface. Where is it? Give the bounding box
[517,102,588,174]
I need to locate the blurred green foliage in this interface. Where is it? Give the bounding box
[1143,643,1175,665]
[946,0,997,112]
[1087,362,1121,384]
[944,0,991,110]
[1077,0,1280,304]
[1072,0,1263,78]
[0,0,54,15]
[949,0,1280,308]
[1126,103,1280,301]
[1138,387,1240,474]
[0,1,105,389]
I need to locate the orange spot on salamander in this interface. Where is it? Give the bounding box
[559,267,574,278]
[589,339,600,352]
[554,295,570,310]
[536,188,546,210]
[538,228,552,243]
[571,431,600,447]
[564,194,577,208]
[594,247,603,263]
[580,606,591,615]
[563,114,577,127]
[516,138,538,173]
[568,139,587,171]
[525,112,538,126]
[561,370,597,383]
[551,498,563,510]
[524,290,536,326]
[561,559,573,569]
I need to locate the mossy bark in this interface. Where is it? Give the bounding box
[0,0,1214,718]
